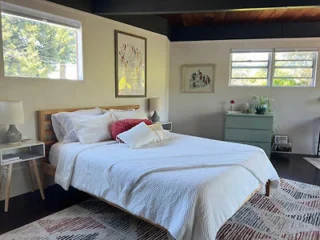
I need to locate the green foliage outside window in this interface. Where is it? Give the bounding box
[230,51,316,87]
[2,13,79,79]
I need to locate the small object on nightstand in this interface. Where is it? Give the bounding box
[0,140,45,212]
[161,122,172,132]
[0,101,25,144]
[149,98,162,123]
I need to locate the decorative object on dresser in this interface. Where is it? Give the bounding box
[0,140,45,212]
[149,98,161,123]
[224,112,273,157]
[242,102,253,114]
[250,96,274,115]
[230,100,235,111]
[160,122,172,132]
[0,101,25,144]
[115,30,147,98]
[181,64,215,93]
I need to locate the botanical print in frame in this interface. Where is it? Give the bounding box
[181,64,215,93]
[115,30,147,98]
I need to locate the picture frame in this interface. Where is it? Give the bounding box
[115,30,147,98]
[181,64,215,93]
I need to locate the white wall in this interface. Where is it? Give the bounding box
[0,0,170,199]
[169,38,320,155]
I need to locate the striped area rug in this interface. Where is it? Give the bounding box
[1,179,320,240]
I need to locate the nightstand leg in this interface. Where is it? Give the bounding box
[27,162,35,192]
[4,164,13,212]
[30,160,45,200]
[0,166,3,192]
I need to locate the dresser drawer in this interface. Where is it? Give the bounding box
[225,115,273,130]
[224,128,272,142]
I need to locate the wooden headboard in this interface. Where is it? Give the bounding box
[38,105,140,159]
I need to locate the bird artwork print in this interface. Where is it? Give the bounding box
[189,69,212,89]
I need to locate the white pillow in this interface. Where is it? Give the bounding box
[117,122,158,149]
[111,110,146,121]
[73,112,115,144]
[101,108,135,113]
[149,123,170,142]
[51,108,102,142]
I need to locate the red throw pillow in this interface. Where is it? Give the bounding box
[110,119,153,140]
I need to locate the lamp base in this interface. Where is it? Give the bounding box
[6,125,22,144]
[150,111,160,123]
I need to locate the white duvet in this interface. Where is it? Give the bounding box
[51,134,279,240]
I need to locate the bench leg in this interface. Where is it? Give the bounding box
[265,180,271,197]
[317,131,320,158]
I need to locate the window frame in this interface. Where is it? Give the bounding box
[271,48,318,88]
[0,2,83,81]
[229,48,319,88]
[229,49,273,87]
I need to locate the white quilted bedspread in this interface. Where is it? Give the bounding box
[52,134,279,240]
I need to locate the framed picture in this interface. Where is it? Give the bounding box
[115,30,147,98]
[181,64,215,93]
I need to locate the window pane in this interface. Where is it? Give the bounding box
[274,68,313,78]
[275,52,314,60]
[232,52,269,61]
[230,79,268,86]
[273,78,313,86]
[2,12,80,80]
[232,68,268,78]
[275,61,313,67]
[232,61,268,67]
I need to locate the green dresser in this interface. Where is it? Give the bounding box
[223,112,273,157]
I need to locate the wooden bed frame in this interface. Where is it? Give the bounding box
[38,105,140,177]
[37,105,271,233]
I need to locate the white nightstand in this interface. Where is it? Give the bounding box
[0,140,45,212]
[161,122,172,132]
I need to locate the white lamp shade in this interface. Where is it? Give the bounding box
[0,101,25,125]
[149,98,161,111]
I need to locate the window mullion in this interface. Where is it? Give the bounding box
[312,51,318,86]
[269,51,275,87]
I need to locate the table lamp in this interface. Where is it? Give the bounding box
[149,98,161,123]
[0,101,25,144]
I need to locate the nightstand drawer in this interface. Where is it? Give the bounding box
[224,129,272,142]
[225,115,273,130]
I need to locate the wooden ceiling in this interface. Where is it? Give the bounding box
[162,7,320,27]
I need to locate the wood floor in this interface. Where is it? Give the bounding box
[0,153,319,235]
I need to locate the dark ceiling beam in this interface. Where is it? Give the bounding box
[107,15,170,36]
[93,0,319,15]
[46,0,93,13]
[170,22,320,41]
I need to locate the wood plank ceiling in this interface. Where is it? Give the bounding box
[162,7,320,27]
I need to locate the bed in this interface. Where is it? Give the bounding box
[38,105,279,240]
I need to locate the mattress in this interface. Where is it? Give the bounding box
[50,134,279,240]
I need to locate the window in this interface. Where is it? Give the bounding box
[273,50,317,87]
[230,50,272,86]
[1,3,83,80]
[229,49,318,87]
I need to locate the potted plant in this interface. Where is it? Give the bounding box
[251,96,274,115]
